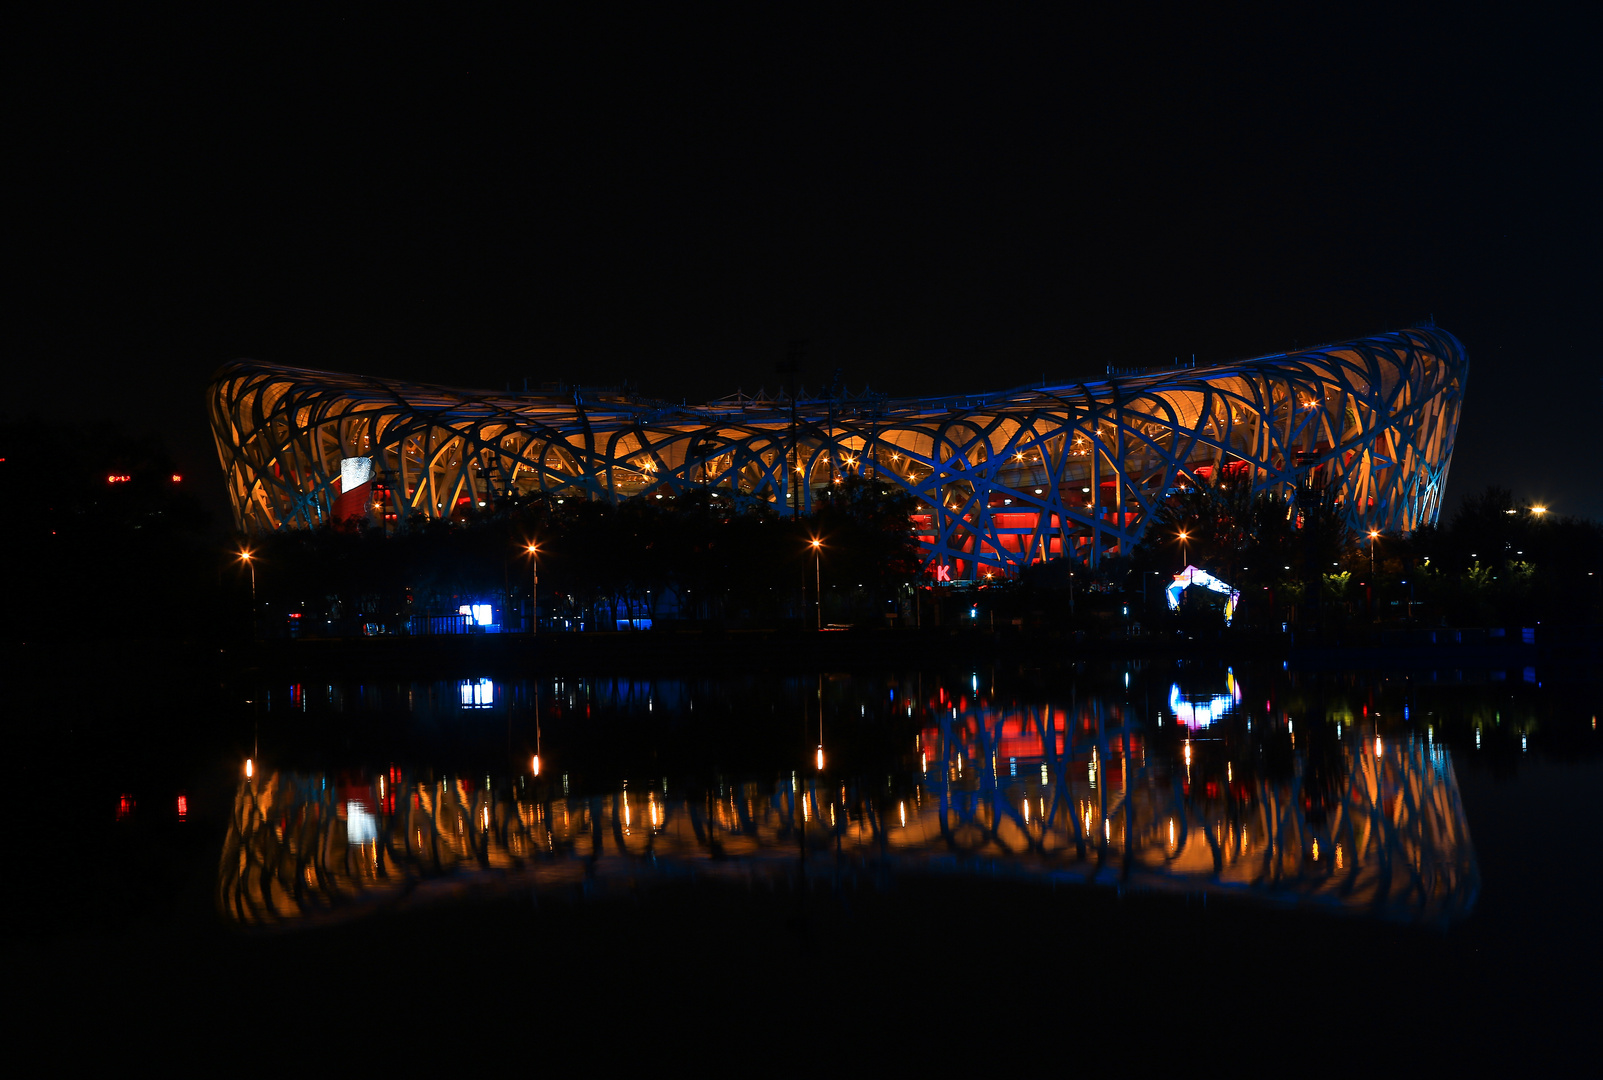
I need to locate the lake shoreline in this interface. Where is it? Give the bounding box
[231,625,1592,677]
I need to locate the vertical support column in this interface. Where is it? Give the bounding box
[1114,409,1125,558]
[425,430,440,520]
[1089,420,1101,570]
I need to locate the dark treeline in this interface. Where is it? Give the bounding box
[1110,481,1603,631]
[1407,487,1603,627]
[245,476,922,633]
[1,417,219,642]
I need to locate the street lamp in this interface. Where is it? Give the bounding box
[525,543,539,634]
[1176,530,1189,568]
[239,549,256,638]
[809,537,823,630]
[1531,505,1548,516]
[1367,530,1381,621]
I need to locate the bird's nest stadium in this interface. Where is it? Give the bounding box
[208,326,1466,581]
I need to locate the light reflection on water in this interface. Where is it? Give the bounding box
[1168,666,1243,729]
[223,674,1479,929]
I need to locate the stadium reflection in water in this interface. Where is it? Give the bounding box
[222,680,1478,929]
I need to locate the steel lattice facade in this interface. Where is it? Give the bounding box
[208,326,1466,579]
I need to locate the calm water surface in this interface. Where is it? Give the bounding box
[67,659,1596,923]
[20,650,1602,1060]
[224,665,1482,928]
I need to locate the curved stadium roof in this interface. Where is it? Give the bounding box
[208,325,1467,579]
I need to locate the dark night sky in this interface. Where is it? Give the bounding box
[11,7,1600,523]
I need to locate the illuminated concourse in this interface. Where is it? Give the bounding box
[209,326,1466,578]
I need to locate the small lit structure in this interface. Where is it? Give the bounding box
[458,603,495,627]
[1166,565,1242,625]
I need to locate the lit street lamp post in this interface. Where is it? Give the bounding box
[1368,529,1380,620]
[239,549,256,639]
[525,543,539,634]
[1177,530,1189,569]
[809,537,822,630]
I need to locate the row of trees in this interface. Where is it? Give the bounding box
[242,473,1603,634]
[1407,487,1603,626]
[244,476,923,632]
[1111,481,1603,630]
[1,417,218,642]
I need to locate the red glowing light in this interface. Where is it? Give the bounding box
[107,474,132,483]
[177,795,188,819]
[117,794,135,820]
[171,473,182,482]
